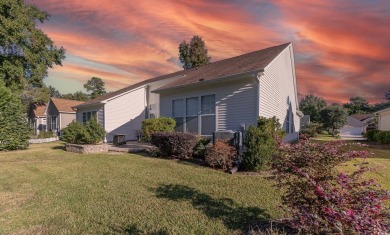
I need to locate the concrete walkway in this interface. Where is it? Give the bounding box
[107,141,155,153]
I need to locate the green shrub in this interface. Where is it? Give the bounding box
[365,130,381,142]
[193,136,211,159]
[205,140,237,171]
[151,132,197,159]
[84,118,106,144]
[141,117,176,141]
[38,131,54,139]
[61,118,105,144]
[0,83,30,151]
[242,116,282,171]
[300,122,322,137]
[377,131,390,144]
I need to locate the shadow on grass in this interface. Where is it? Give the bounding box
[51,144,66,151]
[109,223,169,235]
[153,184,270,232]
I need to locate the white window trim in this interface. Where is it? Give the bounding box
[172,94,216,136]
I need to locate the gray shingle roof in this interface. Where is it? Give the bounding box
[74,42,291,108]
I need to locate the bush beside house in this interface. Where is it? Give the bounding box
[141,117,176,141]
[61,119,105,145]
[151,132,197,159]
[242,117,283,171]
[0,83,30,151]
[365,129,390,144]
[205,140,237,171]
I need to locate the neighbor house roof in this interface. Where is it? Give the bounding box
[346,116,366,128]
[74,42,291,108]
[50,97,84,113]
[29,103,46,117]
[375,106,390,114]
[350,113,374,122]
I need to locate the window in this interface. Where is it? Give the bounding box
[186,97,198,133]
[82,111,97,124]
[172,99,184,132]
[49,116,57,131]
[171,94,216,135]
[201,95,215,135]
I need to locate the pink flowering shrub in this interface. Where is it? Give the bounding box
[272,140,390,234]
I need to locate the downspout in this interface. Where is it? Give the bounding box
[256,72,264,118]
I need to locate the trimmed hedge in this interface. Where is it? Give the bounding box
[141,117,176,141]
[61,118,105,144]
[365,130,390,144]
[151,132,197,159]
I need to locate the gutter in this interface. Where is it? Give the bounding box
[152,69,264,94]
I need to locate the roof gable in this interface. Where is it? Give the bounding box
[75,42,291,108]
[29,103,46,117]
[50,98,84,113]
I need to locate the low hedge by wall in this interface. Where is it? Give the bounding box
[365,130,390,144]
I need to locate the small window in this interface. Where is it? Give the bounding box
[83,111,98,124]
[201,95,215,114]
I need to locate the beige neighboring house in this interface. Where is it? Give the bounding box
[375,107,390,131]
[45,97,84,135]
[28,103,47,135]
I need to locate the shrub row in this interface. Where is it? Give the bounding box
[151,132,197,159]
[61,118,105,144]
[365,129,390,144]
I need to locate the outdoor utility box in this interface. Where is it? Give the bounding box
[213,130,235,144]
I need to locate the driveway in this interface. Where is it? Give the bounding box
[339,134,367,141]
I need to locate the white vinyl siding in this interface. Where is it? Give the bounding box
[160,77,257,133]
[105,87,147,142]
[378,110,390,131]
[259,44,300,141]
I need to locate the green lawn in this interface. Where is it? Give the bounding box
[1,141,389,234]
[0,142,283,234]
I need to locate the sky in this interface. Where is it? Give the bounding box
[25,0,390,104]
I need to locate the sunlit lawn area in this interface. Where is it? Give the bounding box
[0,142,283,234]
[0,140,389,234]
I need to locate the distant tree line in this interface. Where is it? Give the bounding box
[299,89,390,136]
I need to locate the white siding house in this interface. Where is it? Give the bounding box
[74,43,301,142]
[375,107,390,131]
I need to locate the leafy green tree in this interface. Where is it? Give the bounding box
[19,84,49,108]
[320,105,348,136]
[62,91,89,101]
[0,0,65,91]
[83,77,106,99]
[343,96,369,115]
[299,95,327,123]
[48,85,61,98]
[179,35,211,69]
[0,82,30,150]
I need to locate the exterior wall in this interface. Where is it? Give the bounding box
[105,86,147,142]
[30,116,46,135]
[160,76,258,132]
[59,112,77,130]
[76,105,104,127]
[147,76,184,118]
[259,44,300,142]
[378,110,390,131]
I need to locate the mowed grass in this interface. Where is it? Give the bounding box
[0,142,283,234]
